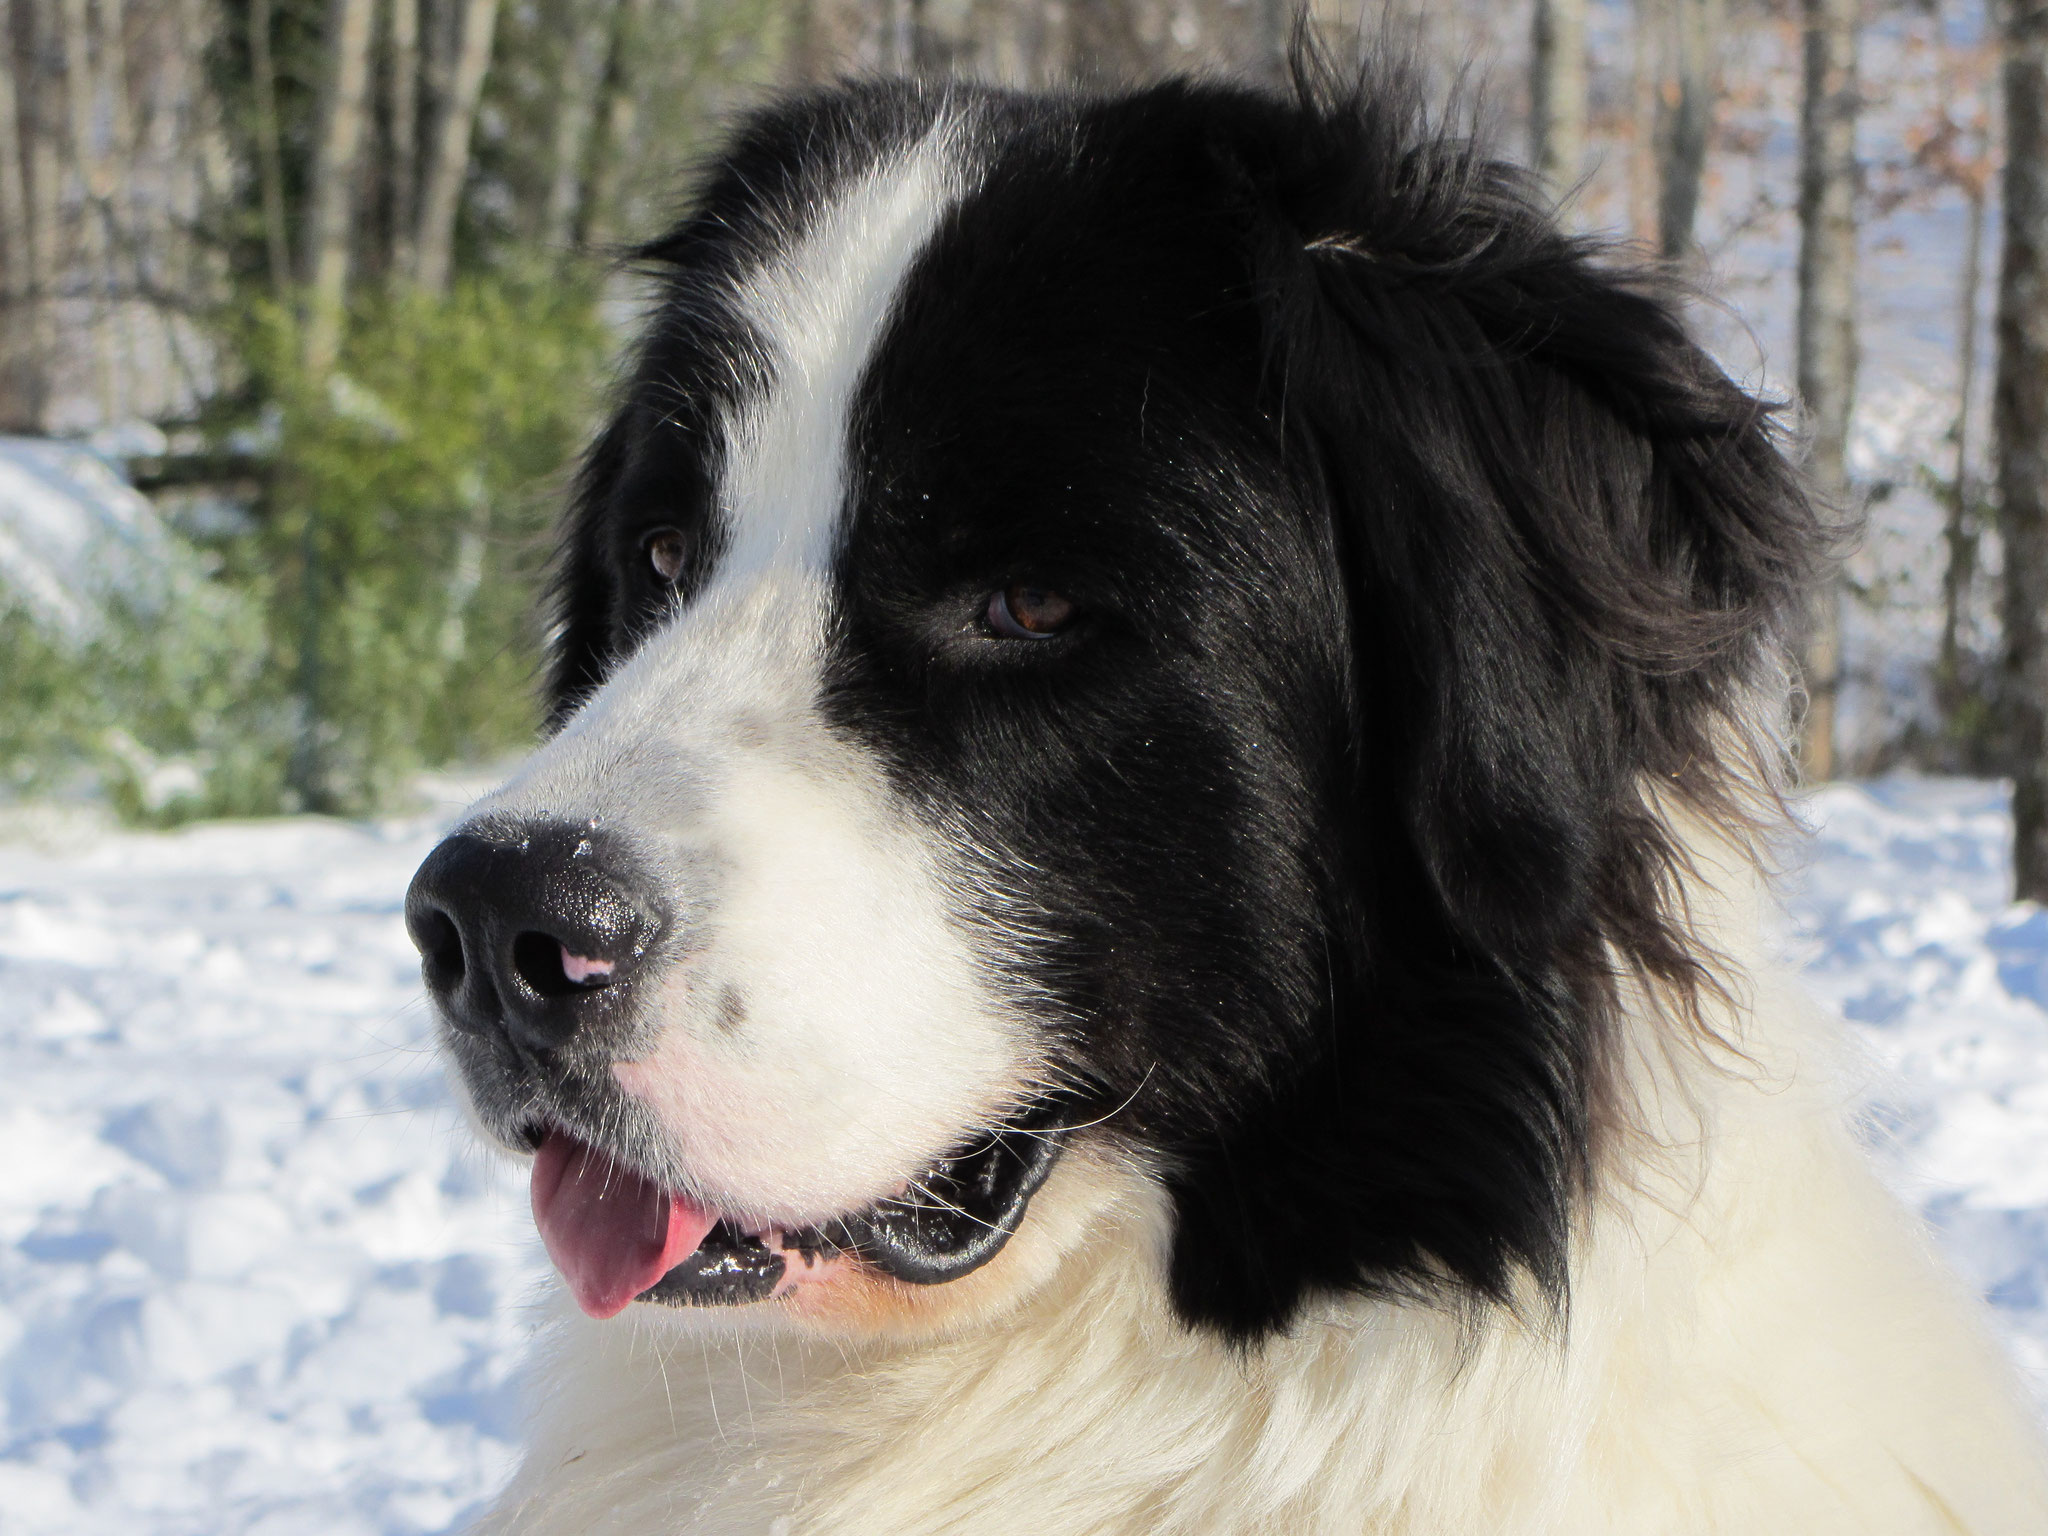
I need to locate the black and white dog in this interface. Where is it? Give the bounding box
[407,63,2048,1533]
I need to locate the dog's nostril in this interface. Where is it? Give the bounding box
[511,931,613,999]
[413,908,466,987]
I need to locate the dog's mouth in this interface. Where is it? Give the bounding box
[527,1112,1068,1318]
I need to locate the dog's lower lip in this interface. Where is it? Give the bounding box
[637,1112,1071,1308]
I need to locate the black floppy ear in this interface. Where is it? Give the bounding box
[1247,83,1818,980]
[1161,75,1821,1341]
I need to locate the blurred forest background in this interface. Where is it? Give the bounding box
[0,0,2040,858]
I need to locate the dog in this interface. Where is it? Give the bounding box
[405,60,2048,1534]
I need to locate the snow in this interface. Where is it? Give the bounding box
[0,799,541,1536]
[0,437,185,642]
[0,777,2042,1533]
[1784,779,2048,1390]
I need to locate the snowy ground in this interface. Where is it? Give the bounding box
[1780,778,2048,1393]
[1,777,2046,1535]
[0,793,540,1536]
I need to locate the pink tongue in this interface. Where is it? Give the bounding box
[530,1130,717,1319]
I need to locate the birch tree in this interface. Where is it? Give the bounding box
[541,0,619,253]
[100,0,139,281]
[301,0,379,373]
[62,0,119,413]
[1652,0,1721,256]
[1531,0,1587,204]
[1927,40,1996,729]
[250,0,293,296]
[790,0,1283,90]
[1999,0,2048,898]
[0,0,40,428]
[28,0,65,422]
[1939,169,1990,708]
[386,0,421,278]
[577,0,650,250]
[1796,0,1859,783]
[414,0,500,293]
[1062,0,1281,84]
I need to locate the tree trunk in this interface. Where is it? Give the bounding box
[250,0,294,296]
[100,0,137,240]
[413,0,500,294]
[1653,0,1720,258]
[26,0,62,425]
[976,0,1070,86]
[98,0,143,416]
[1065,0,1275,85]
[154,0,228,408]
[61,0,118,418]
[577,0,649,251]
[1530,0,1587,205]
[789,0,1281,90]
[1629,0,1660,244]
[2000,0,2048,898]
[0,0,25,291]
[1939,179,1989,713]
[926,0,1048,83]
[1796,0,1859,783]
[0,0,41,429]
[387,0,421,278]
[300,0,379,373]
[541,0,617,253]
[791,0,913,78]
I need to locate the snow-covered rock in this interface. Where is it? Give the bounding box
[0,437,184,642]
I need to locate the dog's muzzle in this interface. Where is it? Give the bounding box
[406,817,1070,1314]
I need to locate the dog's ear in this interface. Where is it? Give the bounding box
[1162,77,1823,1340]
[1245,95,1820,978]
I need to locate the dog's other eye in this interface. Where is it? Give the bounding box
[986,583,1074,639]
[643,527,689,585]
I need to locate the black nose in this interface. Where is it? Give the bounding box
[405,821,665,1054]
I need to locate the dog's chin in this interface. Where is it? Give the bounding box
[508,1102,1076,1329]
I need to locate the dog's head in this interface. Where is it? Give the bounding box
[408,68,1819,1341]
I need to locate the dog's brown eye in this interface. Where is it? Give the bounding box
[987,583,1074,639]
[644,528,688,585]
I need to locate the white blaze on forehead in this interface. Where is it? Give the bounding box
[720,124,967,582]
[454,118,1036,1225]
